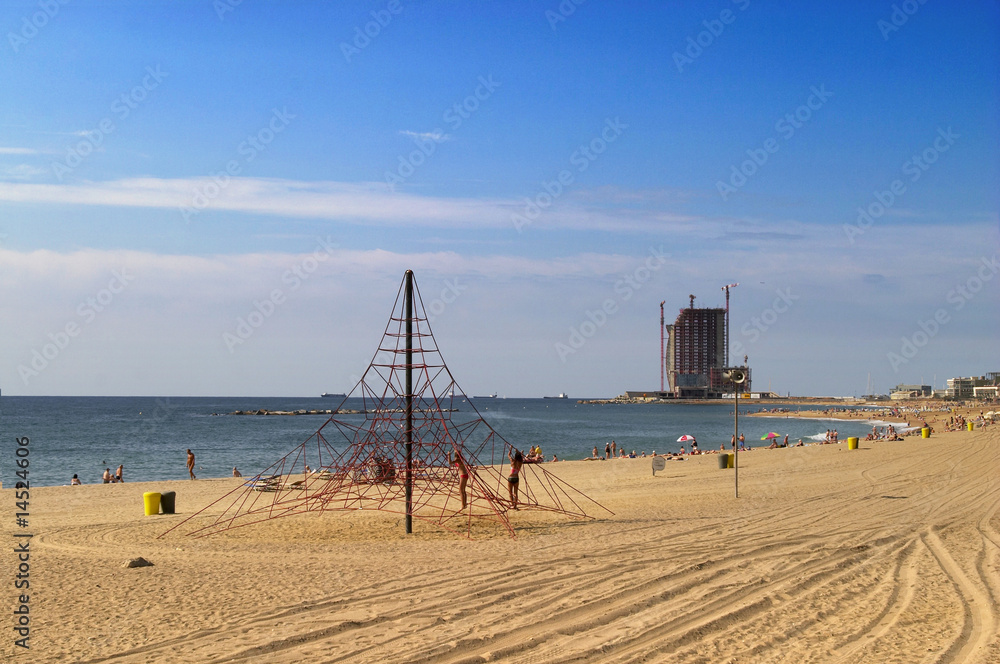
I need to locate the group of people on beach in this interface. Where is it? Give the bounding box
[585,441,632,459]
[73,449,200,486]
[446,446,526,511]
[580,429,864,457]
[524,445,545,463]
[70,464,124,485]
[867,425,903,441]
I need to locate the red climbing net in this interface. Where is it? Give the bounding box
[163,271,610,539]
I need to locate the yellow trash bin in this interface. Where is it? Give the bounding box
[847,437,859,450]
[921,427,930,438]
[143,492,161,516]
[727,453,735,469]
[967,421,974,431]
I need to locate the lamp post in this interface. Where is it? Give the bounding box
[724,368,746,498]
[734,388,739,498]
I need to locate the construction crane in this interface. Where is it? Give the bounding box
[660,301,666,392]
[721,283,739,368]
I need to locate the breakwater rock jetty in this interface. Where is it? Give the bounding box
[578,396,671,405]
[215,408,457,416]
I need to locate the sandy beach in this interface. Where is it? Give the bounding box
[3,422,998,663]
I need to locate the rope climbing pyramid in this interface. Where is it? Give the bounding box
[164,270,610,539]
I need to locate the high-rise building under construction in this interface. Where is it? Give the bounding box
[666,294,750,398]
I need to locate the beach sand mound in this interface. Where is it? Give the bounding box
[2,426,998,663]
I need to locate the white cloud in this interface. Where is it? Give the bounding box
[1,164,47,180]
[0,147,41,155]
[0,232,995,397]
[0,176,709,233]
[399,130,451,142]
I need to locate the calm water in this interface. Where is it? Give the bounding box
[0,396,894,487]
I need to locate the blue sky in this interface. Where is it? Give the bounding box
[0,0,997,397]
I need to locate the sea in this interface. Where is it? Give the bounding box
[0,396,907,488]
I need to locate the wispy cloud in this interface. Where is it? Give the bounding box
[0,177,988,242]
[0,176,709,233]
[399,129,451,142]
[0,164,47,180]
[24,129,94,137]
[0,147,42,155]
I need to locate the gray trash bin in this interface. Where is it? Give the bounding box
[159,490,176,514]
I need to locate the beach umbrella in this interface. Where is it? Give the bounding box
[677,434,696,443]
[761,432,780,440]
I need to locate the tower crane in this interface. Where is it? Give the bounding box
[660,301,666,392]
[721,283,739,368]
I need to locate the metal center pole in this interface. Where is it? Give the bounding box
[404,271,413,534]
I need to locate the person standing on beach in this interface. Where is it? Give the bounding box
[186,449,196,479]
[604,441,611,459]
[450,449,469,510]
[115,464,124,482]
[507,449,523,509]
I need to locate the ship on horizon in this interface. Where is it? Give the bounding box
[320,392,346,398]
[543,393,568,399]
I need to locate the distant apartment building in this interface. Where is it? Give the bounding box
[946,374,999,399]
[890,383,932,399]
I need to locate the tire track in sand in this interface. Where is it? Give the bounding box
[924,528,997,664]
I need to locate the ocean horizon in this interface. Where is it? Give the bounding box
[1,396,903,488]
